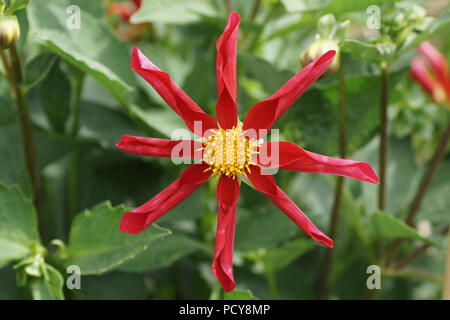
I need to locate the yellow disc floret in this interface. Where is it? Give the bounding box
[202,126,259,178]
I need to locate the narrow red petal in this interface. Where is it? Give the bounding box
[131,47,218,136]
[418,41,449,90]
[258,142,379,184]
[247,166,333,248]
[212,176,240,292]
[243,50,336,138]
[411,58,440,96]
[215,12,240,129]
[120,164,211,234]
[116,135,203,159]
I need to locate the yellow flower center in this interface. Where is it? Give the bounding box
[202,127,259,178]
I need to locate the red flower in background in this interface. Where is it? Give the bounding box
[109,0,142,23]
[411,41,450,106]
[117,12,379,292]
[106,0,148,42]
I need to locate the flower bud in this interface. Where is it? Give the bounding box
[299,39,340,77]
[0,15,20,50]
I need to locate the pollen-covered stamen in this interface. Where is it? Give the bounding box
[202,127,259,178]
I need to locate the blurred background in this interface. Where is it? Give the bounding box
[0,0,449,300]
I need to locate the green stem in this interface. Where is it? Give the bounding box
[1,45,42,231]
[67,73,84,223]
[224,0,231,14]
[443,229,450,299]
[319,62,347,300]
[394,225,449,270]
[378,67,389,211]
[385,122,450,267]
[265,269,278,300]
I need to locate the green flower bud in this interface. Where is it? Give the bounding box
[0,15,20,50]
[318,14,336,39]
[299,39,340,77]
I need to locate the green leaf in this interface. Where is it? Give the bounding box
[131,0,218,25]
[39,61,71,133]
[5,0,29,14]
[129,104,188,139]
[28,264,64,300]
[223,289,257,300]
[262,238,317,272]
[235,206,298,252]
[281,0,330,12]
[0,182,40,266]
[118,234,203,272]
[23,53,57,90]
[324,0,398,15]
[370,210,437,246]
[65,202,171,275]
[0,120,32,196]
[28,0,136,107]
[77,101,143,149]
[341,39,396,62]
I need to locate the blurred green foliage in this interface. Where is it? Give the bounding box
[0,0,449,300]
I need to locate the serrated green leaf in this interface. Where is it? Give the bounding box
[28,264,64,300]
[370,210,437,246]
[0,182,40,266]
[223,289,257,300]
[65,202,171,275]
[28,0,136,107]
[131,0,218,25]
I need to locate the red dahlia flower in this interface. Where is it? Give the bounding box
[117,12,379,292]
[411,41,450,107]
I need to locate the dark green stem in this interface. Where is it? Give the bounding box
[319,61,347,300]
[250,0,261,21]
[67,73,84,223]
[1,45,42,231]
[265,269,278,300]
[378,67,389,211]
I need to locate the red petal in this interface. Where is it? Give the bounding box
[116,135,203,159]
[120,164,211,234]
[258,141,379,184]
[410,58,448,105]
[133,0,142,7]
[212,176,240,292]
[243,50,336,138]
[418,41,449,91]
[131,47,218,136]
[247,166,333,248]
[215,12,240,129]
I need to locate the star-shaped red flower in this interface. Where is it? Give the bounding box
[117,12,379,292]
